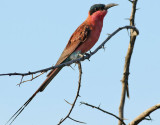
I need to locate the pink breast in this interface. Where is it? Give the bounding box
[76,10,106,54]
[77,21,103,53]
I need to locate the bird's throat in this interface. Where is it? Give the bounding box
[89,10,107,23]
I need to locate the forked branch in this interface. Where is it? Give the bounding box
[57,62,85,125]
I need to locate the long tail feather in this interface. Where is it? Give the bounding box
[5,68,62,125]
[39,67,62,92]
[5,92,36,125]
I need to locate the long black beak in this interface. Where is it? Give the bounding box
[105,3,118,10]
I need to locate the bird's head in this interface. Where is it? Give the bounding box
[89,3,118,20]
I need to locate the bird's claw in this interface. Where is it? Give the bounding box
[85,50,92,55]
[84,52,91,61]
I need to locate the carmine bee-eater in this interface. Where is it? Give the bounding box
[6,3,118,125]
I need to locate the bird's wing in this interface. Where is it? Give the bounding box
[57,22,90,65]
[47,22,91,76]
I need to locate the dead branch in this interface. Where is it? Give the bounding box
[57,62,83,125]
[129,103,160,125]
[17,72,45,86]
[80,102,126,125]
[118,1,139,125]
[68,117,86,124]
[0,26,139,78]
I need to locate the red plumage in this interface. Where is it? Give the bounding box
[6,4,118,125]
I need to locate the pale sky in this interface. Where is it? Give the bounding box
[0,0,160,125]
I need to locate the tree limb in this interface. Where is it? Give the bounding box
[80,102,126,125]
[129,103,160,125]
[118,1,139,125]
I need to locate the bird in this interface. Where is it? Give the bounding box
[5,3,118,125]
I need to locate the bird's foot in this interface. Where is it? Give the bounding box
[78,53,84,58]
[85,50,92,56]
[84,51,92,61]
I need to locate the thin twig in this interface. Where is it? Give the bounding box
[17,72,45,86]
[17,75,24,86]
[129,103,160,125]
[0,26,139,77]
[118,1,139,125]
[68,117,86,124]
[64,99,72,106]
[80,102,126,125]
[57,62,82,125]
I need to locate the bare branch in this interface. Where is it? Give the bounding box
[68,117,86,124]
[17,72,44,86]
[64,99,72,106]
[80,102,126,125]
[57,62,82,125]
[17,75,24,87]
[0,26,139,77]
[118,1,139,125]
[129,104,160,125]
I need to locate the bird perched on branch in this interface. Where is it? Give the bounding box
[6,3,118,125]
